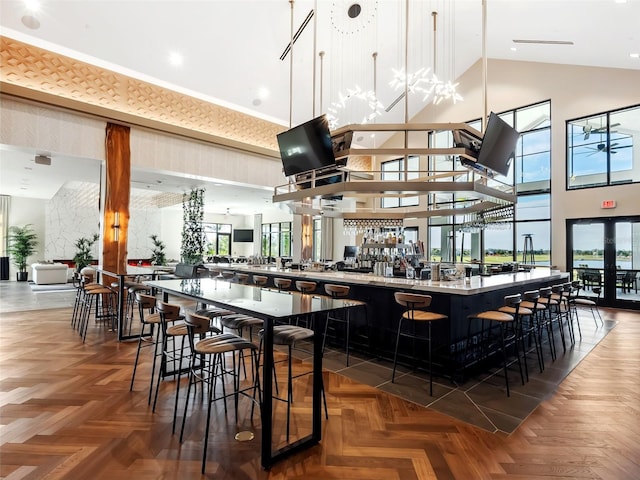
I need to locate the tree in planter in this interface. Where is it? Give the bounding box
[73,233,99,272]
[149,234,167,265]
[181,187,205,265]
[8,224,38,281]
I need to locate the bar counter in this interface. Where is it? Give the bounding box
[214,264,567,296]
[209,264,569,374]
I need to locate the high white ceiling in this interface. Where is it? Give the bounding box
[1,0,639,213]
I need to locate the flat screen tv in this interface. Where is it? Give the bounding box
[277,115,336,177]
[343,245,357,258]
[475,112,520,177]
[232,229,254,243]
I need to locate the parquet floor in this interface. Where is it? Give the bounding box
[0,299,639,479]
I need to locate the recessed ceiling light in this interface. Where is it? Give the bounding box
[510,47,517,52]
[630,53,640,58]
[615,0,627,4]
[168,51,183,67]
[21,15,40,29]
[257,87,270,99]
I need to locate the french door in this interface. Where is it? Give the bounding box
[567,216,640,309]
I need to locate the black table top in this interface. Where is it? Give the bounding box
[144,278,363,321]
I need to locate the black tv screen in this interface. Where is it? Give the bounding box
[476,112,520,177]
[343,245,357,258]
[277,115,336,176]
[233,229,253,243]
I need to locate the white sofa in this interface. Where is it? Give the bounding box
[31,263,69,285]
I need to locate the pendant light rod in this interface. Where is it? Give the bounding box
[403,0,409,125]
[319,51,325,113]
[482,0,488,132]
[312,0,317,117]
[288,0,294,128]
[432,11,437,76]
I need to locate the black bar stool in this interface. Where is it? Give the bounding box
[466,297,525,397]
[392,292,447,397]
[322,284,352,366]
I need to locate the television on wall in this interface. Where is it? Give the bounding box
[475,112,520,177]
[232,229,254,243]
[276,115,337,177]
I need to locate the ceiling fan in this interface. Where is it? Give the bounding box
[586,142,629,156]
[580,122,620,140]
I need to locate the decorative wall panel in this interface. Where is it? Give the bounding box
[0,36,284,154]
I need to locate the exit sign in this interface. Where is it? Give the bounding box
[601,200,617,209]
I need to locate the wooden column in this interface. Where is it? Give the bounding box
[103,123,130,277]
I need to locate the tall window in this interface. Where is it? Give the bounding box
[427,101,551,265]
[261,222,292,258]
[381,156,420,208]
[203,223,231,256]
[567,104,639,189]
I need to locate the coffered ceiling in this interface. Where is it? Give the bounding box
[1,0,638,214]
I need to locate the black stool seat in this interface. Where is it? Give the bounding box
[221,314,264,334]
[271,325,314,344]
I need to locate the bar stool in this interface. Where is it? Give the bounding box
[466,300,524,397]
[392,292,447,396]
[536,286,559,360]
[294,281,317,328]
[497,294,534,381]
[79,284,117,343]
[564,282,582,340]
[295,280,317,294]
[236,273,250,284]
[570,281,603,327]
[274,277,292,292]
[125,281,150,332]
[252,275,269,287]
[322,284,352,366]
[257,324,328,441]
[221,271,235,281]
[129,292,162,403]
[179,311,260,475]
[152,301,186,424]
[551,284,571,349]
[520,290,546,372]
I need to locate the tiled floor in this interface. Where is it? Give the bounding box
[302,304,616,434]
[0,279,616,434]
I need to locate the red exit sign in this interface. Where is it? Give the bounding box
[601,200,617,209]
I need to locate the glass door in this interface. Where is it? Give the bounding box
[567,216,640,309]
[613,221,640,305]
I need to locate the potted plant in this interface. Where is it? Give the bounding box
[149,234,167,266]
[8,224,38,281]
[73,233,99,272]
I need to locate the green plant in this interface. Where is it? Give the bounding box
[8,224,38,273]
[149,234,167,265]
[181,187,205,264]
[73,233,99,271]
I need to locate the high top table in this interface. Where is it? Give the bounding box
[95,265,174,341]
[143,277,364,469]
